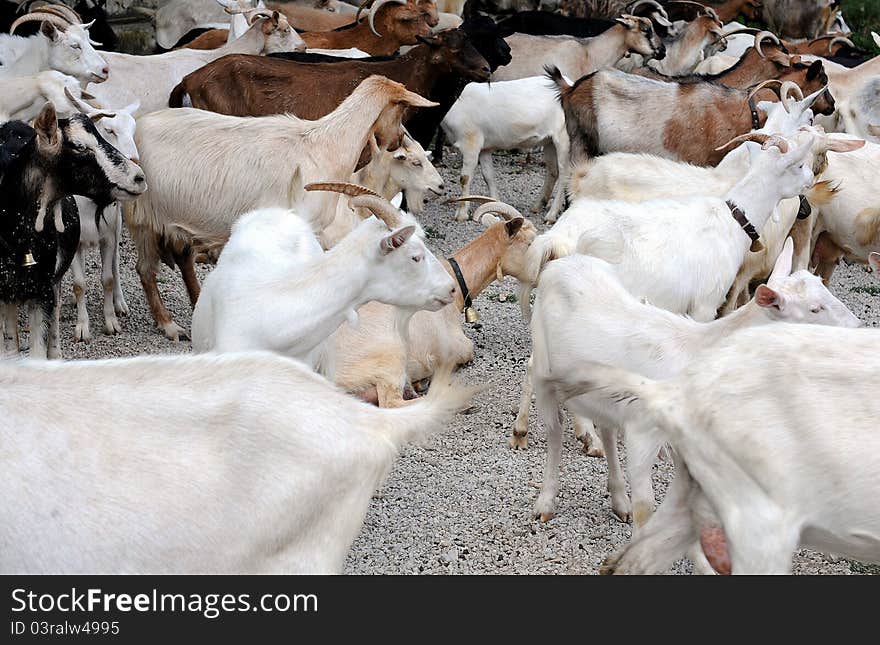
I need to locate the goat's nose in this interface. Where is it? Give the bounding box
[481,65,491,75]
[101,67,109,77]
[450,284,457,295]
[134,173,146,184]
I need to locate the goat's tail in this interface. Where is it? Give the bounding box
[372,366,483,449]
[519,233,575,320]
[545,64,571,103]
[168,82,190,108]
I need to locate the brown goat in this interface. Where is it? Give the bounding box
[328,206,536,407]
[300,0,433,56]
[783,33,856,57]
[666,0,763,23]
[267,3,354,32]
[550,61,834,166]
[170,30,490,124]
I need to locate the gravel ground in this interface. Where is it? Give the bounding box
[33,147,880,575]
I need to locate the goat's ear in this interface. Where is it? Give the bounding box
[614,16,637,29]
[33,103,60,150]
[755,284,783,309]
[392,149,407,161]
[123,100,140,115]
[379,226,416,255]
[807,59,823,80]
[505,217,524,238]
[769,237,794,282]
[40,21,60,41]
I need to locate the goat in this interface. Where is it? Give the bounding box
[495,10,615,37]
[441,74,570,223]
[0,103,145,359]
[549,324,880,574]
[0,1,117,51]
[327,199,536,407]
[491,14,666,82]
[758,0,844,39]
[0,351,477,573]
[170,28,489,120]
[191,186,456,360]
[527,242,860,527]
[267,0,358,32]
[642,6,725,77]
[128,75,436,341]
[0,7,108,85]
[0,69,84,121]
[550,52,835,166]
[87,11,306,117]
[662,0,762,23]
[299,0,433,56]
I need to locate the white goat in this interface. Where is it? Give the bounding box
[0,352,476,573]
[549,325,880,574]
[0,70,84,122]
[0,13,107,85]
[191,187,456,364]
[441,74,570,224]
[527,241,861,528]
[87,12,306,116]
[126,75,436,341]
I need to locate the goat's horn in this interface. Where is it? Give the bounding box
[245,9,273,25]
[443,195,495,205]
[715,132,771,151]
[780,80,803,113]
[10,12,71,33]
[754,30,782,58]
[746,78,783,104]
[628,0,668,19]
[305,181,382,198]
[828,36,854,53]
[63,85,94,114]
[368,0,407,37]
[30,2,81,24]
[355,0,374,24]
[350,195,402,229]
[721,27,761,38]
[472,201,524,222]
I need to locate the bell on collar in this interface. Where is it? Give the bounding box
[464,306,479,324]
[21,251,37,267]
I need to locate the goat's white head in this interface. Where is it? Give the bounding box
[11,13,110,85]
[249,11,307,54]
[306,183,456,311]
[756,237,861,328]
[382,134,444,215]
[720,130,816,200]
[63,86,140,163]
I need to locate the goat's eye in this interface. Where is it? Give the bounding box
[412,160,422,167]
[71,43,81,50]
[412,255,422,263]
[811,306,823,314]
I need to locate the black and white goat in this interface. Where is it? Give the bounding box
[0,102,145,359]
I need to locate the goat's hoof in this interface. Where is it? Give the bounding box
[114,301,130,316]
[599,553,621,575]
[74,324,91,343]
[543,216,557,225]
[104,317,122,335]
[581,442,604,458]
[612,504,633,524]
[533,498,555,522]
[162,323,190,342]
[534,510,555,523]
[509,431,528,450]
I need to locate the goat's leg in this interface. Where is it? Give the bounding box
[99,233,122,335]
[534,143,557,216]
[789,210,815,271]
[48,283,62,359]
[432,128,446,165]
[171,247,201,308]
[455,143,480,222]
[510,356,533,450]
[1,303,19,356]
[625,428,658,529]
[598,425,630,523]
[812,231,844,285]
[477,150,499,204]
[572,415,604,457]
[533,384,564,522]
[133,232,188,342]
[602,456,698,575]
[111,209,129,316]
[27,299,52,359]
[544,132,569,225]
[71,247,90,342]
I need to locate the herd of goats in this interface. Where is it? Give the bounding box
[0,0,879,575]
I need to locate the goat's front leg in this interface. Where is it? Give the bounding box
[99,233,122,335]
[533,385,564,522]
[454,143,480,222]
[111,211,129,316]
[510,356,533,449]
[48,283,62,359]
[70,247,91,342]
[544,135,569,224]
[132,226,188,342]
[598,425,630,523]
[27,299,52,359]
[477,150,499,204]
[625,428,658,529]
[1,303,20,356]
[172,247,201,309]
[534,143,557,217]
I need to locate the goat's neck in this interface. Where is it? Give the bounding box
[724,169,786,233]
[0,35,47,74]
[444,231,507,312]
[585,24,632,72]
[697,300,769,345]
[221,26,267,55]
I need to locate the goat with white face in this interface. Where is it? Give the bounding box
[191,185,456,363]
[526,239,861,528]
[0,11,108,86]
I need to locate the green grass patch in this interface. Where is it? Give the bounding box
[850,285,880,296]
[845,0,880,51]
[424,226,446,240]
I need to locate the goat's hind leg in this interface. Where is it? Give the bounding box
[1,303,20,356]
[533,383,564,521]
[511,356,533,449]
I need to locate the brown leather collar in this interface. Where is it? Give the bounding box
[726,200,764,252]
[747,95,762,131]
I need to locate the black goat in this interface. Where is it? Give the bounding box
[0,103,145,358]
[497,11,615,37]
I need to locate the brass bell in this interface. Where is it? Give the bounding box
[464,306,479,324]
[21,251,37,267]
